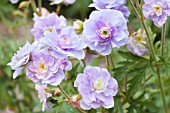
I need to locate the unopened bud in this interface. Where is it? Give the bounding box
[19,1,30,9]
[69,94,82,108]
[73,20,83,34]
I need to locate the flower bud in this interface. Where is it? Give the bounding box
[69,94,82,108]
[19,1,30,9]
[73,20,83,34]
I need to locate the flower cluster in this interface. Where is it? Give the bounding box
[127,29,149,56]
[8,10,86,111]
[143,0,170,27]
[7,0,132,112]
[74,66,118,110]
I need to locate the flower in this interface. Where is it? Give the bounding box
[50,0,76,5]
[89,0,130,21]
[83,9,128,56]
[7,41,39,79]
[73,20,83,34]
[31,13,66,40]
[40,26,87,60]
[10,0,19,4]
[35,84,52,111]
[143,0,170,27]
[127,29,149,56]
[26,52,65,86]
[74,66,118,110]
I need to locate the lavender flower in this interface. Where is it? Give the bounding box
[31,13,66,40]
[50,0,76,5]
[74,66,118,110]
[127,29,149,56]
[26,52,65,86]
[40,26,87,60]
[83,9,128,56]
[143,0,170,27]
[7,41,39,79]
[10,0,19,4]
[35,84,52,111]
[89,0,130,20]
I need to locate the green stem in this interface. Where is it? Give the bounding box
[58,85,70,100]
[30,0,38,15]
[106,55,110,70]
[82,59,86,67]
[38,0,42,16]
[128,0,156,60]
[161,24,166,58]
[125,75,128,93]
[56,4,61,14]
[156,68,168,113]
[58,85,87,113]
[110,53,115,69]
[142,74,153,86]
[128,0,142,24]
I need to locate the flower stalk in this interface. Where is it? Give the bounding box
[38,0,42,16]
[161,24,166,58]
[58,85,87,113]
[30,0,38,15]
[106,55,110,70]
[156,68,168,113]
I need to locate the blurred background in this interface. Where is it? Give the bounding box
[0,0,170,113]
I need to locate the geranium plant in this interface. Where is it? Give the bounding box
[8,0,170,113]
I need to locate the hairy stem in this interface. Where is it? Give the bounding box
[56,5,61,14]
[58,85,87,113]
[30,0,38,15]
[82,59,86,67]
[156,68,168,113]
[58,85,70,99]
[110,53,115,69]
[161,24,166,58]
[106,55,110,70]
[38,0,42,16]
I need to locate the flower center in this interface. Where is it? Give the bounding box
[152,3,162,16]
[136,36,143,43]
[44,26,53,32]
[63,37,69,43]
[37,62,48,75]
[99,27,111,39]
[93,78,105,91]
[39,64,45,70]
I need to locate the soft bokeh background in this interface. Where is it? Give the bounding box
[0,0,170,113]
